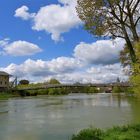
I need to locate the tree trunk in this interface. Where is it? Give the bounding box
[125,37,136,63]
[131,26,139,42]
[129,16,139,42]
[122,25,136,63]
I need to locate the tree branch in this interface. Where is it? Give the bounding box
[135,16,140,27]
[132,0,140,14]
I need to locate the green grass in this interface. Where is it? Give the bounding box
[72,124,140,140]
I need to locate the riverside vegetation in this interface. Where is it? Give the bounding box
[0,92,20,100]
[17,86,100,96]
[72,124,140,140]
[0,79,132,99]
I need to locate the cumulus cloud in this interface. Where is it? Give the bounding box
[0,37,127,83]
[14,5,35,20]
[15,0,82,41]
[86,63,128,83]
[0,57,81,80]
[74,38,125,65]
[0,59,127,83]
[0,39,42,56]
[44,63,128,84]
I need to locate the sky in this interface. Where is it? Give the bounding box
[0,0,128,83]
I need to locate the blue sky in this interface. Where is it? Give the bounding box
[0,0,128,83]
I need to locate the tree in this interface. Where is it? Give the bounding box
[130,42,140,95]
[19,79,29,85]
[76,0,140,62]
[48,78,61,85]
[116,77,121,83]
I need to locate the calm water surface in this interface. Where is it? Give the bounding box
[0,93,140,140]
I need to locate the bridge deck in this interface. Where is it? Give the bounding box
[16,83,130,91]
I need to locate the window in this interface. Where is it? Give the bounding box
[0,81,2,85]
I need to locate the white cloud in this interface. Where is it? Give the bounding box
[0,38,10,47]
[0,40,42,56]
[46,57,82,73]
[45,64,128,84]
[86,63,128,83]
[15,0,82,41]
[14,5,35,20]
[0,38,128,83]
[0,59,128,83]
[74,38,125,65]
[0,57,81,81]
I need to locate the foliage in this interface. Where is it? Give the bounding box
[17,83,44,89]
[19,79,29,85]
[88,87,99,93]
[72,124,140,140]
[112,86,124,93]
[26,88,69,96]
[17,82,101,95]
[76,0,140,62]
[72,128,103,140]
[0,92,20,100]
[104,124,140,140]
[130,42,140,95]
[48,78,61,85]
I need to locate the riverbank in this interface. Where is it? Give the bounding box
[0,92,20,100]
[72,124,140,140]
[0,87,134,100]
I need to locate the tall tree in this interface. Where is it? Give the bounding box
[48,78,61,85]
[130,42,140,95]
[76,0,140,62]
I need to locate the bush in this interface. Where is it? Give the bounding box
[112,86,124,93]
[37,89,49,95]
[72,124,140,140]
[104,124,140,140]
[88,87,99,93]
[72,128,103,140]
[47,88,69,95]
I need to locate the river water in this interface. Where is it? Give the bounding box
[0,93,140,140]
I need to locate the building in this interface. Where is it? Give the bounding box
[0,71,10,90]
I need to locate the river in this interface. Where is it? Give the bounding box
[0,93,140,140]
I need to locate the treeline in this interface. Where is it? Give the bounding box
[112,86,133,94]
[26,87,100,96]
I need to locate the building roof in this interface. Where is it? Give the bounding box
[0,71,10,76]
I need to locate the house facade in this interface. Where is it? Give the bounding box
[0,71,10,90]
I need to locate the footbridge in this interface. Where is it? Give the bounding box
[16,83,130,91]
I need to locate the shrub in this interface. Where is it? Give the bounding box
[72,128,104,140]
[112,86,123,93]
[88,87,99,93]
[72,124,140,140]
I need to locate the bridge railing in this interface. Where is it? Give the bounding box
[15,83,131,91]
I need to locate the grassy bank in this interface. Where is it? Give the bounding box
[0,92,20,100]
[72,124,140,140]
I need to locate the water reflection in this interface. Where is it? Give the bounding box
[0,93,140,140]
